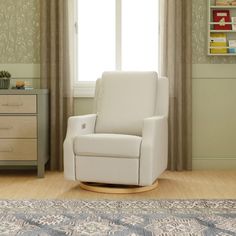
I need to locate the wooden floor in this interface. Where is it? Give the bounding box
[0,170,235,199]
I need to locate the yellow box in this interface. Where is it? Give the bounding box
[210,42,227,54]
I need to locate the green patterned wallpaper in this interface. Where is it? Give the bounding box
[0,0,40,64]
[192,0,236,64]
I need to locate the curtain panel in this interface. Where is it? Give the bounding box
[40,0,74,170]
[159,0,192,170]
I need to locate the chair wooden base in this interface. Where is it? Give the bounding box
[79,180,158,194]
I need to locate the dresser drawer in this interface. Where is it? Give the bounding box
[0,139,37,161]
[0,116,37,138]
[0,95,36,113]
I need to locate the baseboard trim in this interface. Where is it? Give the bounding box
[193,157,236,170]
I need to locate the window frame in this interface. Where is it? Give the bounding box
[73,0,159,97]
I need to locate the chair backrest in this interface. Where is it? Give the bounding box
[94,71,168,136]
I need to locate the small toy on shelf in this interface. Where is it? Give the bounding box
[15,81,25,89]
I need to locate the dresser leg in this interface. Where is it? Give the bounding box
[37,164,45,178]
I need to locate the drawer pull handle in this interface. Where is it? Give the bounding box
[0,126,12,130]
[2,103,23,107]
[0,147,13,153]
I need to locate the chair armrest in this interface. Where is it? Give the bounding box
[63,114,97,180]
[65,114,97,139]
[140,116,168,186]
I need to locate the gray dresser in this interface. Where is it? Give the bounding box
[0,89,49,177]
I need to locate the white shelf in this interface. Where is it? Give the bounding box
[208,53,236,56]
[207,0,236,56]
[210,30,236,32]
[210,6,236,9]
[209,46,236,49]
[209,46,236,48]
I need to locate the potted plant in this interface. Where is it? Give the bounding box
[0,70,11,89]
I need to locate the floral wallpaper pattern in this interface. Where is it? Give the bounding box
[0,0,40,63]
[192,0,236,64]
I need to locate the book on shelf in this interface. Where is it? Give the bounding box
[213,10,232,30]
[232,17,236,30]
[210,33,227,54]
[228,40,236,53]
[216,0,236,5]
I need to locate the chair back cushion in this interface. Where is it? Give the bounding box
[95,71,157,136]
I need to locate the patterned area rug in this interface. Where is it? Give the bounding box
[0,200,235,236]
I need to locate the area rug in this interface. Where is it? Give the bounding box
[0,200,235,235]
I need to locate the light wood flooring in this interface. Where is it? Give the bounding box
[0,170,235,199]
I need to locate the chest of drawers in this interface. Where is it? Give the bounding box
[0,90,49,177]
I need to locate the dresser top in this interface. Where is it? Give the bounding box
[0,89,48,95]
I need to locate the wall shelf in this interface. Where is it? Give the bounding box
[210,46,236,48]
[208,0,236,56]
[210,30,236,32]
[207,53,236,55]
[210,6,236,9]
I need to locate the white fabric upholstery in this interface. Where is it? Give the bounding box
[140,116,168,186]
[63,114,97,180]
[74,134,141,158]
[63,72,169,186]
[76,156,139,185]
[95,71,157,136]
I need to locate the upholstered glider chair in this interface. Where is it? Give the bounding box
[64,72,169,193]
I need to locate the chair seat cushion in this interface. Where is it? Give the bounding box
[74,133,142,158]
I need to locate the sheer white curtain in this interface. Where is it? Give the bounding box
[159,0,192,171]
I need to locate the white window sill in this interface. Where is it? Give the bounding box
[73,82,96,98]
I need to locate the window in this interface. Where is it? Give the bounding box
[77,0,115,83]
[122,0,159,71]
[75,0,159,95]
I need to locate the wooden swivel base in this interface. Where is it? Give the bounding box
[79,180,158,194]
